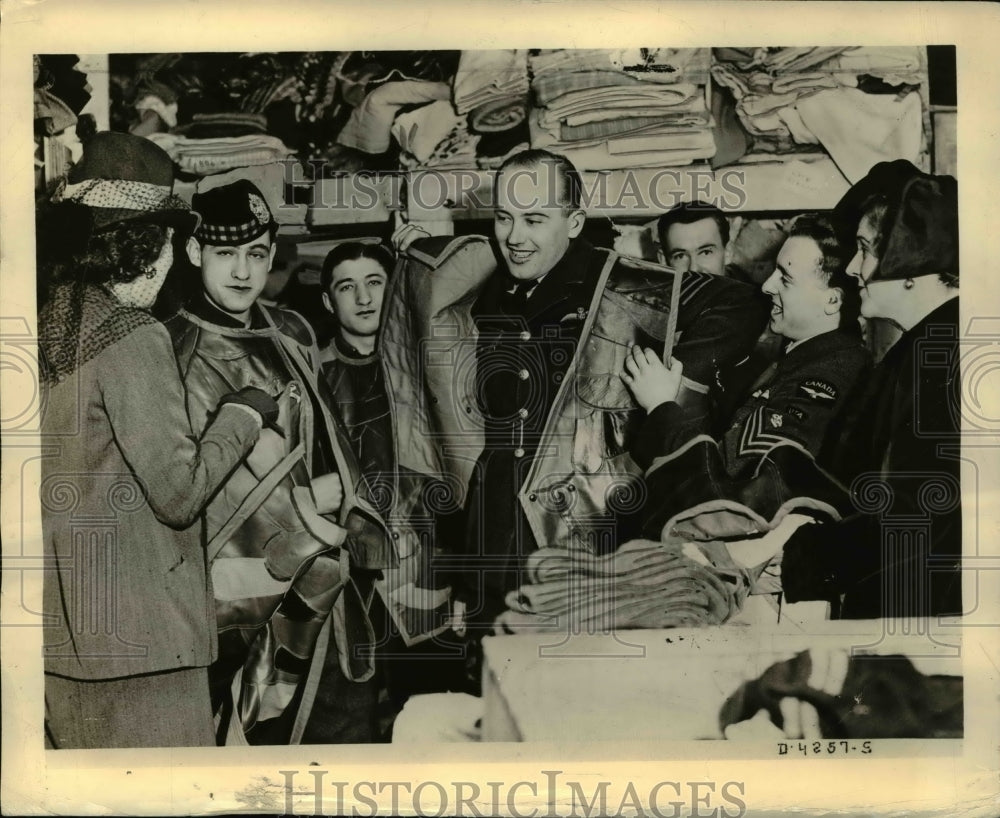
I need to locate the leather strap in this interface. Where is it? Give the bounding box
[288,614,332,745]
[287,549,365,745]
[207,442,305,564]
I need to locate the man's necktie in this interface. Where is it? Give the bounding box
[505,281,531,314]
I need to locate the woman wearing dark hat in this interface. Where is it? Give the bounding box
[781,160,961,619]
[38,132,279,748]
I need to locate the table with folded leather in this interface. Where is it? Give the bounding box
[480,627,962,743]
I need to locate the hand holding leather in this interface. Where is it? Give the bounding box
[621,344,684,413]
[218,386,281,432]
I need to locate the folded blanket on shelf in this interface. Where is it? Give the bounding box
[533,68,708,107]
[453,49,530,115]
[709,46,927,160]
[469,94,529,133]
[560,111,709,142]
[824,46,924,86]
[337,80,451,154]
[173,112,268,138]
[796,87,923,183]
[538,83,701,129]
[530,111,715,170]
[740,47,853,74]
[530,48,710,83]
[146,132,294,175]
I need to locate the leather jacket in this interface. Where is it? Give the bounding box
[320,335,452,645]
[165,296,390,742]
[381,234,769,554]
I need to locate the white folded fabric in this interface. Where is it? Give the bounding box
[796,88,923,183]
[392,99,465,165]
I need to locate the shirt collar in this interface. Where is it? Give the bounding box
[185,288,266,329]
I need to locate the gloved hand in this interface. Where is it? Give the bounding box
[218,386,282,434]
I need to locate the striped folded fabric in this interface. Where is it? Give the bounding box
[538,84,701,129]
[559,111,709,143]
[500,539,749,632]
[147,133,294,175]
[453,49,530,116]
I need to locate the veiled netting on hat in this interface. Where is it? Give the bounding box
[39,283,158,385]
[52,178,174,212]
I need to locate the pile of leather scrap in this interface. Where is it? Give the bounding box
[720,649,963,739]
[498,538,751,633]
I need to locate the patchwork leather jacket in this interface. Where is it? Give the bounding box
[381,234,769,553]
[166,296,390,742]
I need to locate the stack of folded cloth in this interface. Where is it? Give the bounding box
[453,49,530,124]
[451,50,531,168]
[498,538,750,633]
[147,132,295,175]
[711,46,927,181]
[172,112,270,139]
[528,48,716,170]
[392,99,480,170]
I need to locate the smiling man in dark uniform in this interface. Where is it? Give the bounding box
[622,214,872,542]
[461,151,595,629]
[433,149,771,635]
[386,148,769,740]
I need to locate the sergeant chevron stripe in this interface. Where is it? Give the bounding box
[738,405,788,457]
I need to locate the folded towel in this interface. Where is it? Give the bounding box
[469,95,528,133]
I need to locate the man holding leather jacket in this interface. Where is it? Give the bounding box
[390,149,769,641]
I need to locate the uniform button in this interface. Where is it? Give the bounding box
[528,493,537,502]
[517,408,528,419]
[518,369,529,380]
[567,484,576,492]
[391,531,400,540]
[514,447,525,458]
[519,330,531,341]
[465,406,472,414]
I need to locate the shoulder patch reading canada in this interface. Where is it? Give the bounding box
[799,379,837,401]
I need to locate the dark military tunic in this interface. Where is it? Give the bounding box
[634,327,872,478]
[462,238,605,624]
[319,334,394,500]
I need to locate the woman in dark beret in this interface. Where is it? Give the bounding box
[781,160,961,619]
